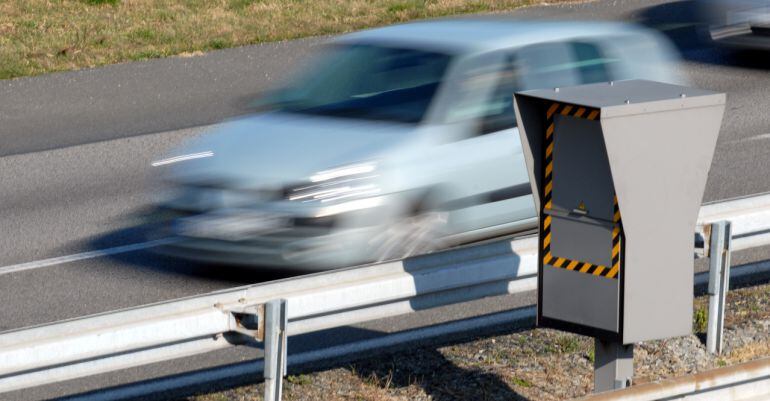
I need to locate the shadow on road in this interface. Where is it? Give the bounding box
[88,224,300,285]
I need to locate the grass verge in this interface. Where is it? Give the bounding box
[0,0,581,80]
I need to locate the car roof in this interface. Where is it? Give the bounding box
[335,18,648,54]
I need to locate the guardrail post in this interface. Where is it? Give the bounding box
[594,339,633,393]
[707,221,732,354]
[263,299,288,401]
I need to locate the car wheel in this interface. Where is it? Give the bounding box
[367,210,449,263]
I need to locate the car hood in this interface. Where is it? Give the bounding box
[166,112,418,189]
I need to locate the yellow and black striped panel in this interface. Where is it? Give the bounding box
[540,102,622,280]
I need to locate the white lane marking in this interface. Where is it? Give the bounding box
[727,133,770,146]
[0,238,178,276]
[743,133,770,143]
[151,151,213,167]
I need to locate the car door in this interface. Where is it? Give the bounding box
[415,51,530,239]
[426,40,616,240]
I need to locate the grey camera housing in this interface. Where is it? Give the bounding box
[514,80,725,343]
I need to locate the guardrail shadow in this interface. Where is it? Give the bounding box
[301,303,537,400]
[691,270,770,347]
[334,241,532,399]
[58,313,535,401]
[346,346,528,400]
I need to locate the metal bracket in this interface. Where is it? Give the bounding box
[227,304,266,341]
[707,221,732,354]
[263,299,288,401]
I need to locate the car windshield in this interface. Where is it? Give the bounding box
[267,44,453,124]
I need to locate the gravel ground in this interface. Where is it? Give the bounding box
[183,279,770,401]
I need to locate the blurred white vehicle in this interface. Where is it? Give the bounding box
[151,19,682,270]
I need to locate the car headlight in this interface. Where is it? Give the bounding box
[286,162,384,217]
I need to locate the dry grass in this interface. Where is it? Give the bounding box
[724,339,770,365]
[0,0,581,80]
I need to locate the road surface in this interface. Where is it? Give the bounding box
[2,0,770,399]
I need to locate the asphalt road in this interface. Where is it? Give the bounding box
[2,0,770,399]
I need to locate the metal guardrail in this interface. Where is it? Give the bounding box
[576,356,770,401]
[0,233,540,395]
[2,193,770,398]
[698,192,770,254]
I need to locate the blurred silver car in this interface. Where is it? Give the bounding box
[699,0,770,49]
[151,19,682,270]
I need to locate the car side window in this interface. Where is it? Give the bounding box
[517,41,580,91]
[473,41,581,136]
[437,52,522,137]
[438,52,510,127]
[570,41,616,84]
[477,41,616,135]
[478,55,519,135]
[439,41,618,138]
